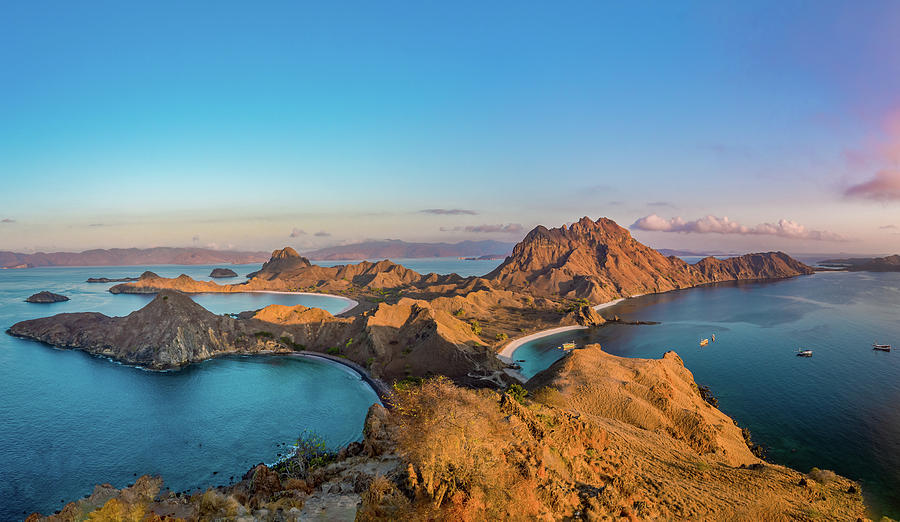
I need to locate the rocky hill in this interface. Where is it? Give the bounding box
[8,291,502,381]
[0,247,269,269]
[487,217,814,302]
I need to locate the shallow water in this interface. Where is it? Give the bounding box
[512,272,900,518]
[0,264,379,519]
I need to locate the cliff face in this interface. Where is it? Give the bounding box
[487,217,813,302]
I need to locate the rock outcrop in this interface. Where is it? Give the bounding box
[25,291,69,303]
[209,267,239,278]
[487,217,813,301]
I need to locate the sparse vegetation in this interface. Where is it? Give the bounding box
[470,320,482,336]
[326,346,340,355]
[496,332,508,341]
[507,383,528,403]
[253,331,273,339]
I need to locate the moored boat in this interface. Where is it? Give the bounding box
[796,349,813,357]
[873,342,891,352]
[699,338,709,347]
[558,341,577,351]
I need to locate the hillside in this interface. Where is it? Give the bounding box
[28,346,868,521]
[302,239,514,260]
[487,217,814,302]
[0,247,269,268]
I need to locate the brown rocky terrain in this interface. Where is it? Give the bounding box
[27,346,869,521]
[8,291,502,381]
[486,217,814,302]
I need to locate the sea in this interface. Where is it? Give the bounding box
[512,271,900,518]
[0,264,379,520]
[1,258,898,518]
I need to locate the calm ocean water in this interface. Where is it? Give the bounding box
[0,264,381,520]
[513,271,900,518]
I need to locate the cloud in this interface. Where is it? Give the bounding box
[88,223,106,227]
[289,228,306,238]
[647,201,676,208]
[631,214,846,241]
[192,235,200,243]
[441,223,524,234]
[314,231,331,237]
[844,170,900,201]
[419,208,478,215]
[1,218,14,223]
[880,224,898,229]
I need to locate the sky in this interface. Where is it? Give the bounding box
[1,1,900,255]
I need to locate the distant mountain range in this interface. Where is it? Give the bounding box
[819,255,900,272]
[301,239,514,261]
[0,248,270,269]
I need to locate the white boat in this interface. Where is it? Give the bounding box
[873,342,891,352]
[699,338,709,347]
[796,349,813,357]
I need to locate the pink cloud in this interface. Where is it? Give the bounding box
[631,214,846,241]
[844,170,900,201]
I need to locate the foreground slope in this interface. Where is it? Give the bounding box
[28,346,868,521]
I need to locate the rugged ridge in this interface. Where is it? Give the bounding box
[487,217,813,302]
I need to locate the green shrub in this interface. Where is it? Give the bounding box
[326,346,340,355]
[470,320,482,336]
[507,383,528,404]
[496,333,508,341]
[254,331,274,339]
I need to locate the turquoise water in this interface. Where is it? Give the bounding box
[0,265,379,520]
[513,272,900,518]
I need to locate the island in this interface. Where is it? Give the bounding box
[209,267,239,278]
[86,276,140,283]
[819,254,900,272]
[24,291,69,303]
[14,217,866,521]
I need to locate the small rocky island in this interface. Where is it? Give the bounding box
[86,276,140,283]
[25,291,69,303]
[209,267,239,278]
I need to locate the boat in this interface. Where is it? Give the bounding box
[711,333,716,342]
[873,342,892,352]
[796,349,813,357]
[558,341,576,351]
[699,338,709,347]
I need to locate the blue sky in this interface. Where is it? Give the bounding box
[1,1,899,254]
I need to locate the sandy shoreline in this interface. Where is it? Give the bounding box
[497,297,630,382]
[243,290,359,314]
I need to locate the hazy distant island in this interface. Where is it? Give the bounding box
[11,217,869,520]
[301,239,514,260]
[819,254,900,272]
[86,276,140,283]
[0,247,270,269]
